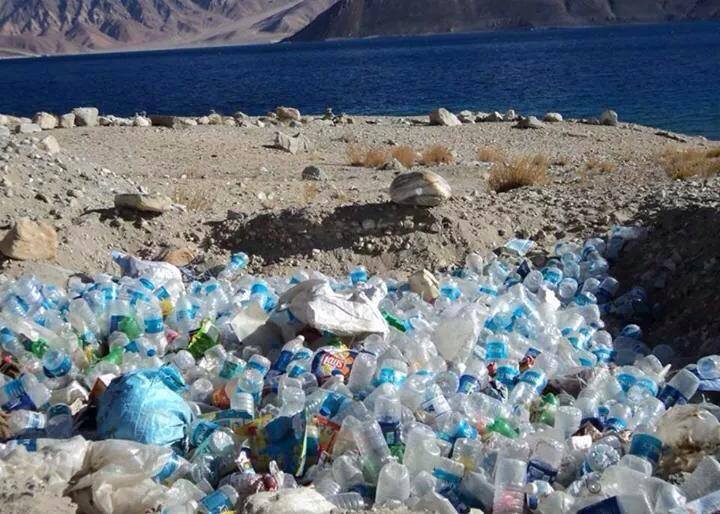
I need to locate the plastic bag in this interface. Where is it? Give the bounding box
[111,250,183,286]
[97,367,192,447]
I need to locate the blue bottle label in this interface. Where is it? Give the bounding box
[616,373,636,392]
[519,370,546,392]
[658,384,688,408]
[153,452,181,483]
[379,420,400,446]
[633,377,658,396]
[109,314,127,332]
[496,365,519,386]
[219,360,243,379]
[486,341,508,360]
[433,468,462,486]
[527,458,558,484]
[44,355,72,378]
[144,318,164,334]
[48,404,72,418]
[2,379,35,411]
[629,433,662,465]
[198,490,232,514]
[272,350,294,372]
[375,367,406,385]
[458,374,479,394]
[190,420,219,447]
[606,417,627,432]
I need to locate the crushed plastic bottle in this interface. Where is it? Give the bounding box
[1,233,719,514]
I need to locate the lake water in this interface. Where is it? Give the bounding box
[1,22,719,139]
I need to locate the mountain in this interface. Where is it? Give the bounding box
[289,0,720,42]
[0,0,337,56]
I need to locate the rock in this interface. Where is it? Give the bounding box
[276,106,301,122]
[0,126,9,138]
[38,135,61,154]
[301,165,326,181]
[429,108,461,127]
[514,116,544,129]
[0,114,8,125]
[133,115,151,127]
[114,193,173,214]
[180,118,197,127]
[389,170,452,207]
[505,109,518,121]
[600,110,618,126]
[207,113,223,125]
[161,246,196,267]
[15,123,41,134]
[544,112,563,122]
[382,158,407,171]
[197,116,210,125]
[484,111,504,122]
[242,487,335,514]
[72,107,99,127]
[0,218,58,261]
[224,118,237,126]
[150,115,187,129]
[233,111,248,121]
[409,269,440,301]
[33,112,58,130]
[59,113,76,128]
[273,131,311,154]
[458,110,475,123]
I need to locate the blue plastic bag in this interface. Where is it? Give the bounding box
[97,367,192,447]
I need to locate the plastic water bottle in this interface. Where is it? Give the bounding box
[197,484,239,514]
[375,394,401,446]
[218,252,249,280]
[42,349,75,378]
[246,353,271,377]
[376,461,410,505]
[527,438,564,484]
[493,457,527,514]
[658,368,700,408]
[348,352,377,394]
[45,403,74,438]
[353,419,392,483]
[697,355,720,380]
[7,409,46,436]
[0,374,51,411]
[349,266,369,285]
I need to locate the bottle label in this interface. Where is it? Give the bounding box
[630,434,662,465]
[376,367,406,385]
[219,359,243,379]
[190,420,219,447]
[486,342,508,360]
[144,318,164,334]
[432,467,462,486]
[272,350,294,373]
[633,377,658,396]
[616,373,636,392]
[496,365,519,386]
[27,411,46,429]
[48,404,72,419]
[422,395,451,420]
[519,369,546,392]
[198,490,231,514]
[658,384,688,408]
[153,452,181,483]
[527,459,558,484]
[378,420,400,446]
[44,355,72,378]
[1,379,35,411]
[458,374,479,394]
[246,360,268,375]
[605,417,627,432]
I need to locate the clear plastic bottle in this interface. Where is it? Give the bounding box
[197,484,239,514]
[492,457,527,514]
[348,352,377,394]
[0,373,51,411]
[376,461,410,505]
[45,403,74,438]
[353,419,392,483]
[697,355,720,380]
[658,368,700,408]
[7,409,46,436]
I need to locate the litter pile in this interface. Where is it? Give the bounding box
[1,231,719,514]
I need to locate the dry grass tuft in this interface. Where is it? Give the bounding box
[488,154,550,192]
[476,146,506,163]
[422,145,454,166]
[391,145,417,168]
[364,147,391,168]
[346,144,366,167]
[660,147,720,180]
[303,183,320,203]
[173,184,211,211]
[585,158,618,174]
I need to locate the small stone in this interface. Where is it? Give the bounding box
[389,170,452,207]
[33,112,58,130]
[457,110,476,124]
[276,106,301,122]
[59,113,76,128]
[600,110,618,126]
[429,108,461,127]
[197,116,210,125]
[484,111,504,122]
[381,158,406,171]
[543,112,563,122]
[38,135,61,154]
[514,116,544,129]
[115,193,173,213]
[0,218,58,260]
[409,269,440,301]
[301,165,326,181]
[72,107,99,127]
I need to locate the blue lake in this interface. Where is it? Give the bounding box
[0,21,719,138]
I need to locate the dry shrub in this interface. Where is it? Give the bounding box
[391,145,417,168]
[364,147,391,168]
[660,147,720,180]
[476,146,506,163]
[172,184,211,211]
[346,144,366,166]
[585,158,618,174]
[303,183,320,203]
[488,154,549,192]
[422,145,454,166]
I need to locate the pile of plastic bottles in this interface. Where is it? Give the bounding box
[1,234,719,514]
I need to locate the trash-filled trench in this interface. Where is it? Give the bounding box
[1,229,720,514]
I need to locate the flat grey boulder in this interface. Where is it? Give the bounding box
[273,131,311,154]
[59,113,76,128]
[115,193,173,213]
[601,110,619,126]
[276,106,301,122]
[0,218,58,261]
[390,170,452,207]
[429,108,461,127]
[72,107,99,127]
[543,112,563,122]
[514,116,544,129]
[38,135,61,154]
[15,123,41,134]
[33,112,58,130]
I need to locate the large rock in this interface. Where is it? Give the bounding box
[150,115,187,129]
[207,113,223,125]
[276,106,301,122]
[514,116,544,129]
[457,110,475,124]
[0,218,58,261]
[38,135,61,154]
[115,193,173,214]
[133,115,151,127]
[389,170,452,207]
[543,112,563,122]
[243,487,335,514]
[301,165,326,180]
[59,113,76,128]
[505,108,519,121]
[33,112,58,130]
[429,108,461,127]
[0,114,8,125]
[15,123,41,134]
[409,269,440,301]
[483,111,504,122]
[72,107,99,127]
[273,131,311,154]
[601,109,618,126]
